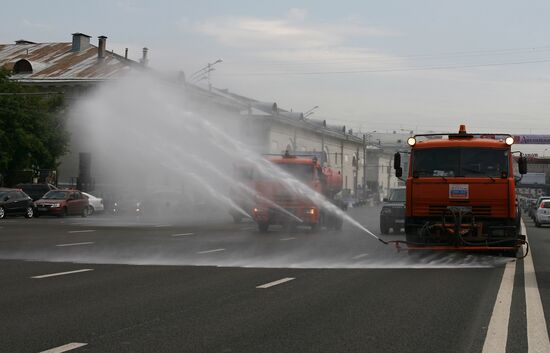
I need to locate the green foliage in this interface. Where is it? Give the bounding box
[0,69,69,184]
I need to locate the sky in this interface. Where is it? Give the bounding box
[2,0,550,149]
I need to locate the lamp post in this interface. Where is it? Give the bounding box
[191,58,223,91]
[303,105,319,118]
[362,130,377,199]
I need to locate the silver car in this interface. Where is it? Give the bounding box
[535,200,550,227]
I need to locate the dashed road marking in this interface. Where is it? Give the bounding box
[352,253,369,259]
[68,230,96,234]
[279,237,296,241]
[171,233,195,237]
[257,277,295,289]
[482,261,516,353]
[31,269,94,279]
[39,342,88,353]
[154,224,172,228]
[196,248,225,254]
[522,221,550,353]
[56,242,94,247]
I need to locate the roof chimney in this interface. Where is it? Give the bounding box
[71,32,91,52]
[124,48,128,59]
[140,47,149,66]
[15,39,36,45]
[97,36,107,60]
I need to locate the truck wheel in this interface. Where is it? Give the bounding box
[0,206,5,219]
[258,222,269,232]
[334,216,343,230]
[380,223,390,235]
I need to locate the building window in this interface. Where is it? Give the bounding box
[13,59,33,74]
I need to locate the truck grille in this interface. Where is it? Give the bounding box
[428,205,491,216]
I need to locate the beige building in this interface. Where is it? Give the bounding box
[1,32,368,198]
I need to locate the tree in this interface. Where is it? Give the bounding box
[0,69,69,186]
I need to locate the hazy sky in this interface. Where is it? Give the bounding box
[2,0,550,140]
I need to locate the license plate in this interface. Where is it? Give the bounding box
[395,219,405,224]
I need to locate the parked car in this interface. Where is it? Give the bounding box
[82,192,104,215]
[535,200,550,227]
[379,187,406,234]
[16,183,58,201]
[34,190,89,217]
[0,188,35,219]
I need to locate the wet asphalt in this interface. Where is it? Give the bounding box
[0,206,548,353]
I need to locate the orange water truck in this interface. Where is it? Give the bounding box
[251,151,344,232]
[388,125,528,255]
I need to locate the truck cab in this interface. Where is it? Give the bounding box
[252,151,344,232]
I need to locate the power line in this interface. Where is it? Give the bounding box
[219,58,550,77]
[220,45,550,67]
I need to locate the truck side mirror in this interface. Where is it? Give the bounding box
[518,156,527,175]
[394,152,403,178]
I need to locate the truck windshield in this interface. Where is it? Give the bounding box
[277,163,314,182]
[412,148,509,178]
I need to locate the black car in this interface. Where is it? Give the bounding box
[0,188,35,219]
[380,188,406,234]
[16,183,58,201]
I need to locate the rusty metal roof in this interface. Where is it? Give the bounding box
[0,41,138,82]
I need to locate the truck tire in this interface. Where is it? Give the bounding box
[334,216,343,230]
[232,214,242,223]
[258,222,269,232]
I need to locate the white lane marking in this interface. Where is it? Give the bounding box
[196,248,225,254]
[482,261,516,353]
[56,242,94,247]
[352,253,369,259]
[240,227,255,231]
[68,230,96,234]
[522,221,550,353]
[31,269,94,279]
[171,233,195,237]
[39,342,88,353]
[257,277,295,289]
[154,224,172,228]
[279,237,296,241]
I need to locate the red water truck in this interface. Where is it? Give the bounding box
[252,151,344,232]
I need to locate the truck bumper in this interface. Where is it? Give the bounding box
[252,206,319,225]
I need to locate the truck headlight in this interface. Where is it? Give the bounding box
[505,136,514,145]
[305,208,316,215]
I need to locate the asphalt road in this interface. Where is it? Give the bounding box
[0,207,548,353]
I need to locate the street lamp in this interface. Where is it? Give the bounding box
[303,105,319,118]
[191,58,223,90]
